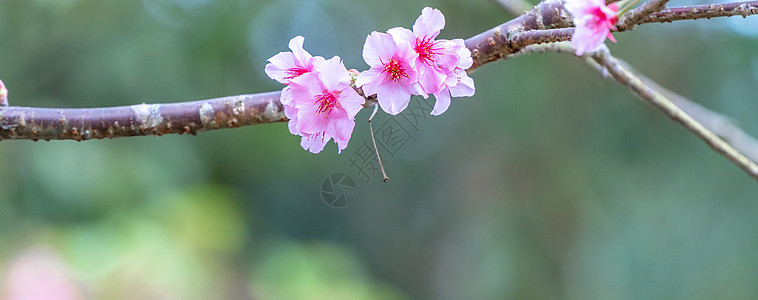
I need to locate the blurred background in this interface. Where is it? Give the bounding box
[0,0,757,299]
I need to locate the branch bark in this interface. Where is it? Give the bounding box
[640,1,758,25]
[0,92,285,141]
[2,0,757,142]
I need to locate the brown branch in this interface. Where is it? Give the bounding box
[616,0,671,31]
[589,46,758,181]
[0,92,286,141]
[515,42,758,164]
[2,0,758,141]
[640,1,758,24]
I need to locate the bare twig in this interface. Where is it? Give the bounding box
[515,42,758,164]
[640,1,758,25]
[368,105,389,182]
[589,46,758,181]
[616,0,671,31]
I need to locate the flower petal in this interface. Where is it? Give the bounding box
[376,81,412,115]
[431,88,451,116]
[387,27,415,46]
[288,36,312,67]
[449,70,475,98]
[264,52,297,83]
[355,67,385,94]
[289,73,323,106]
[362,31,396,67]
[301,132,329,154]
[413,7,445,38]
[317,56,351,92]
[338,87,365,119]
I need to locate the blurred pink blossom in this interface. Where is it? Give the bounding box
[1,248,83,300]
[565,0,619,55]
[0,79,7,106]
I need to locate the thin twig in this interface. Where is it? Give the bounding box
[640,1,758,25]
[514,42,758,164]
[589,46,758,181]
[616,0,671,31]
[368,105,389,182]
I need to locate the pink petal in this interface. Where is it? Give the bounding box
[289,73,323,106]
[338,87,365,119]
[376,81,412,115]
[449,70,475,98]
[317,56,351,92]
[288,36,312,67]
[355,68,386,94]
[264,52,297,83]
[387,27,415,46]
[296,104,327,134]
[413,7,445,38]
[417,63,446,94]
[328,117,356,153]
[451,39,473,69]
[301,132,329,154]
[362,31,397,67]
[394,41,419,80]
[284,104,300,135]
[430,88,451,116]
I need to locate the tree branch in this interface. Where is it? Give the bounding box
[589,46,758,181]
[0,92,285,141]
[640,1,758,25]
[2,0,758,142]
[514,42,758,164]
[616,0,671,31]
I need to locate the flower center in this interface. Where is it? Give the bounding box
[284,67,310,80]
[382,59,409,81]
[589,5,618,26]
[315,93,337,115]
[415,36,440,65]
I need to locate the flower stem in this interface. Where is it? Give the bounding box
[368,105,389,182]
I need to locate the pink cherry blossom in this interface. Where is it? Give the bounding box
[565,0,619,55]
[387,7,460,95]
[264,36,319,106]
[0,79,7,106]
[430,38,475,115]
[355,31,421,115]
[288,56,365,153]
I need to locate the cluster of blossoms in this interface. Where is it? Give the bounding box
[565,0,621,55]
[265,7,475,154]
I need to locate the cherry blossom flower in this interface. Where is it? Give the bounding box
[0,79,7,106]
[288,56,364,153]
[387,7,460,95]
[355,31,421,115]
[264,36,320,106]
[429,38,475,115]
[565,0,620,55]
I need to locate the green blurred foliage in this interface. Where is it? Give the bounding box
[0,0,757,299]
